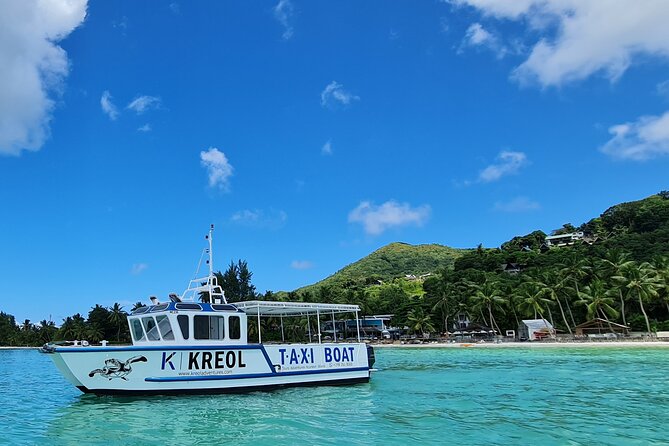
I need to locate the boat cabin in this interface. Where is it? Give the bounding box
[128,302,248,345]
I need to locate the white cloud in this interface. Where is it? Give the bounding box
[601,111,669,160]
[273,0,295,40]
[0,0,87,156]
[439,17,450,33]
[321,81,360,108]
[137,123,151,132]
[230,209,287,229]
[348,200,431,235]
[100,91,119,120]
[453,0,669,87]
[494,196,540,212]
[478,151,528,182]
[131,263,148,275]
[291,260,314,270]
[657,80,669,100]
[169,2,180,14]
[127,95,160,114]
[460,23,509,58]
[200,147,234,191]
[321,140,332,155]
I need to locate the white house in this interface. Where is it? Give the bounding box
[518,319,555,341]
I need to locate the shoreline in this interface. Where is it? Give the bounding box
[0,346,38,350]
[371,341,669,348]
[4,341,669,351]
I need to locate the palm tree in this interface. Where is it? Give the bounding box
[131,301,144,311]
[625,262,661,335]
[432,284,457,335]
[407,308,435,336]
[108,303,128,342]
[601,249,635,326]
[87,324,104,342]
[651,256,669,313]
[470,280,505,335]
[516,284,553,337]
[536,271,572,335]
[560,253,591,326]
[575,279,619,333]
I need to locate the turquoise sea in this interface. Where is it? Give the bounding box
[1,347,668,445]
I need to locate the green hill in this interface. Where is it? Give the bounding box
[299,242,465,292]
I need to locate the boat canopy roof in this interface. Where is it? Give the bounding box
[234,300,360,317]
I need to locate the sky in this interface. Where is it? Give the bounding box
[1,0,669,323]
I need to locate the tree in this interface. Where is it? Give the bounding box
[108,303,128,342]
[624,262,661,335]
[516,284,550,320]
[470,279,505,335]
[575,279,619,333]
[601,249,635,326]
[216,259,257,303]
[536,271,573,335]
[407,308,435,336]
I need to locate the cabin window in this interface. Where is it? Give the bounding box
[194,315,225,340]
[151,304,169,312]
[142,316,161,341]
[132,306,150,315]
[177,315,189,340]
[175,303,202,311]
[156,315,175,340]
[229,316,241,340]
[131,319,146,342]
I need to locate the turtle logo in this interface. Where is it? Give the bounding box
[88,355,148,380]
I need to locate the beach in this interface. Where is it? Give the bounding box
[372,340,669,348]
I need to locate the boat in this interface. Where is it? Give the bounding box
[41,226,375,395]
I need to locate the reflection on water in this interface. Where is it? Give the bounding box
[2,348,669,445]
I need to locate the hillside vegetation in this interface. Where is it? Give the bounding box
[299,242,464,292]
[3,192,669,346]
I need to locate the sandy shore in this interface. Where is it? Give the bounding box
[0,346,38,350]
[372,341,669,348]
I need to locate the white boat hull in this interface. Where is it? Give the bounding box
[47,343,372,395]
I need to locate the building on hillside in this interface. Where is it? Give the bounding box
[500,263,522,274]
[518,319,555,341]
[574,318,629,337]
[545,232,585,247]
[544,232,598,248]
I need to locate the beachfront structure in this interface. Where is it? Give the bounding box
[574,318,629,337]
[450,322,495,340]
[518,319,555,341]
[322,315,398,340]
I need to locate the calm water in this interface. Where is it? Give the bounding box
[1,347,668,445]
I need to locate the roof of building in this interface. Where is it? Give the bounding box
[573,318,629,330]
[521,319,554,330]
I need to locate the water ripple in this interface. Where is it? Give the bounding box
[1,348,669,445]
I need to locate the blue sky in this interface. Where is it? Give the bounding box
[1,0,668,323]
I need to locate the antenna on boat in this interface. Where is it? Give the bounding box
[206,224,214,278]
[181,225,227,304]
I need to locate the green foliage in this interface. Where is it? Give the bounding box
[215,260,258,303]
[300,243,463,293]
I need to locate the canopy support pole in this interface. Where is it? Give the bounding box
[316,309,321,344]
[355,310,361,342]
[257,310,261,344]
[280,315,285,342]
[332,311,337,343]
[307,313,312,342]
